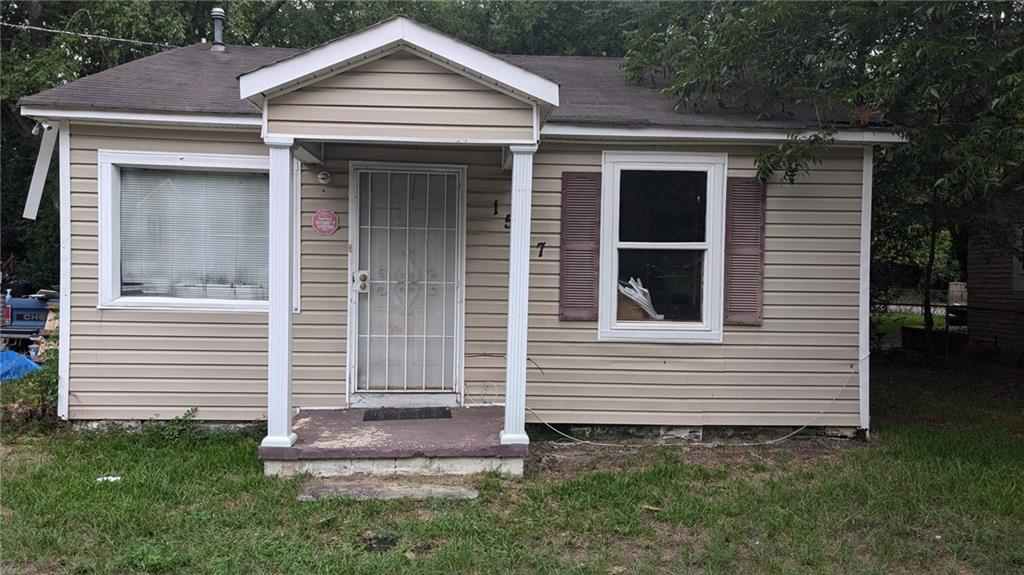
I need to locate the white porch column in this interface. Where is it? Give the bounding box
[262,136,297,448]
[502,144,537,445]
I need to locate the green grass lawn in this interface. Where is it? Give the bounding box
[3,355,1023,574]
[873,312,946,337]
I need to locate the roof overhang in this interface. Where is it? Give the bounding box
[20,106,261,130]
[541,123,906,144]
[238,16,559,108]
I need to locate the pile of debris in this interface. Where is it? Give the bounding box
[1,288,59,379]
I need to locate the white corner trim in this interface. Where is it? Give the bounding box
[96,150,271,312]
[598,151,727,344]
[239,16,558,106]
[57,121,70,420]
[20,106,261,129]
[23,122,58,220]
[541,123,906,144]
[859,144,873,432]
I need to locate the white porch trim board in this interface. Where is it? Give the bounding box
[501,144,537,445]
[858,145,873,432]
[22,122,58,220]
[263,136,297,448]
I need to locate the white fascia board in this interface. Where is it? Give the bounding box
[238,16,559,107]
[20,106,261,129]
[541,123,906,144]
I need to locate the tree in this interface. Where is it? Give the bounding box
[1,0,636,291]
[624,1,1024,354]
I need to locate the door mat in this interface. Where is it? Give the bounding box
[363,407,452,421]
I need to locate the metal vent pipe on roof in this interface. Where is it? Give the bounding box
[211,7,226,52]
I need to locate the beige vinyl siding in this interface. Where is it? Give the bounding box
[462,143,865,428]
[67,126,864,428]
[67,124,271,420]
[266,51,535,142]
[66,130,514,420]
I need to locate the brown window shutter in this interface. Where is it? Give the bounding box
[559,172,601,320]
[724,177,766,326]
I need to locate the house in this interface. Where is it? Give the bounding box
[19,14,900,476]
[967,228,1024,364]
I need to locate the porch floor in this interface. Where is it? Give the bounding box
[258,406,527,462]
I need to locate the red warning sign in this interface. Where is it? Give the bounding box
[311,208,339,236]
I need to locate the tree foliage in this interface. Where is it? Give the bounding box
[624,1,1024,344]
[0,0,636,290]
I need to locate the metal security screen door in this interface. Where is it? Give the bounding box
[350,166,464,406]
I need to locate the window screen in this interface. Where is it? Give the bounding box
[119,168,269,301]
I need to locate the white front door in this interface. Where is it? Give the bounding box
[349,166,464,407]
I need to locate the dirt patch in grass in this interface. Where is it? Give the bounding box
[527,434,861,481]
[0,440,52,467]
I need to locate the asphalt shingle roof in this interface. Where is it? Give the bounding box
[21,43,832,130]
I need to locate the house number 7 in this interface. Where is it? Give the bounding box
[536,242,546,258]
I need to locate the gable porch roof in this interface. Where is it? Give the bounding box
[238,16,559,109]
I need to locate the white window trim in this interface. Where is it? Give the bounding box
[97,150,271,312]
[598,151,727,343]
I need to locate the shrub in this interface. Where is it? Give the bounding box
[1,351,60,432]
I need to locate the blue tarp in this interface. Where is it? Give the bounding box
[0,350,41,383]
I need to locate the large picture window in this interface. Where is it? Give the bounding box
[599,152,726,342]
[98,151,270,311]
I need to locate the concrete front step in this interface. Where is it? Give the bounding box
[267,455,523,477]
[259,406,526,477]
[298,477,480,501]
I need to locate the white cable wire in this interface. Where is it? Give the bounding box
[467,352,868,449]
[1,23,180,48]
[525,407,628,448]
[726,354,865,447]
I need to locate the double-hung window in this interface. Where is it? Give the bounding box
[98,151,270,311]
[599,152,726,342]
